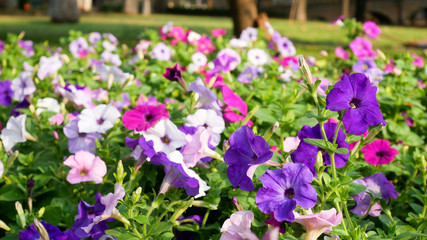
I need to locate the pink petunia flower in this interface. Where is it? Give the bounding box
[49,113,64,126]
[335,47,349,60]
[294,208,343,240]
[196,36,215,54]
[122,104,169,132]
[181,127,220,168]
[63,151,107,184]
[349,37,376,58]
[220,211,258,240]
[361,139,399,165]
[363,21,381,39]
[283,137,301,152]
[412,53,424,68]
[212,28,227,37]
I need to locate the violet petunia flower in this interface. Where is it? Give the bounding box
[290,123,349,175]
[122,104,169,132]
[0,80,13,106]
[18,40,34,57]
[64,120,101,153]
[11,98,30,117]
[19,220,79,240]
[100,51,122,66]
[349,37,376,58]
[363,21,381,39]
[256,163,317,222]
[351,172,399,217]
[220,211,258,240]
[72,193,109,239]
[326,73,387,135]
[151,42,172,61]
[224,125,273,191]
[11,71,36,101]
[361,139,398,165]
[212,48,241,73]
[276,37,296,57]
[126,136,157,171]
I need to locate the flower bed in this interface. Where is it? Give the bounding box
[0,18,426,240]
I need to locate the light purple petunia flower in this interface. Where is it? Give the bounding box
[326,73,387,135]
[88,32,101,45]
[64,120,101,154]
[224,125,273,191]
[69,37,89,58]
[276,37,296,57]
[18,40,34,57]
[240,27,258,42]
[364,67,385,84]
[100,51,122,66]
[37,55,63,80]
[0,80,13,106]
[213,48,241,73]
[351,172,398,217]
[188,77,222,113]
[11,71,36,101]
[0,40,5,53]
[247,48,270,66]
[256,162,317,223]
[352,58,377,73]
[102,33,118,45]
[237,66,261,83]
[151,42,172,61]
[290,123,349,175]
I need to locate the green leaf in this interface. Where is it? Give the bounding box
[402,132,423,146]
[348,183,366,195]
[339,176,353,185]
[132,215,149,224]
[43,206,62,226]
[148,222,173,236]
[254,108,277,123]
[333,147,349,155]
[303,138,328,149]
[394,232,427,240]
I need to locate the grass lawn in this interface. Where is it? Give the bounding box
[0,13,426,58]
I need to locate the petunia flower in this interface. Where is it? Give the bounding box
[361,139,398,165]
[184,108,225,147]
[63,151,107,184]
[36,97,60,116]
[240,27,258,43]
[0,114,34,152]
[335,47,349,60]
[412,53,424,68]
[19,220,79,240]
[188,78,221,113]
[123,104,169,132]
[224,125,273,191]
[18,40,34,57]
[363,21,381,39]
[37,55,63,80]
[0,80,13,106]
[293,208,343,240]
[325,73,387,135]
[256,163,317,222]
[96,64,130,86]
[163,63,187,91]
[220,211,258,240]
[151,42,172,61]
[195,36,215,54]
[229,38,249,48]
[100,51,121,66]
[351,172,399,217]
[11,71,36,102]
[352,58,377,73]
[247,48,270,66]
[78,104,121,134]
[283,136,301,153]
[89,32,101,45]
[211,28,227,37]
[290,123,349,175]
[237,66,261,83]
[69,37,89,58]
[181,127,221,168]
[64,120,101,153]
[142,118,187,155]
[349,37,376,58]
[276,37,296,57]
[212,48,241,73]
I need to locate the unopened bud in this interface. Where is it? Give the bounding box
[132,187,142,203]
[263,121,279,141]
[15,201,26,228]
[33,218,49,240]
[299,56,313,85]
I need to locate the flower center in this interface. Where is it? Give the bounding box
[350,98,361,109]
[161,135,171,144]
[145,113,153,122]
[376,151,386,158]
[78,132,87,137]
[80,169,88,176]
[97,118,105,125]
[285,188,295,199]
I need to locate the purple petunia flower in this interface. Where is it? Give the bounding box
[19,220,79,240]
[276,36,296,57]
[211,48,241,74]
[290,123,349,175]
[237,66,261,83]
[351,172,398,217]
[0,80,13,106]
[326,73,387,135]
[11,71,36,102]
[224,125,273,191]
[0,40,5,53]
[256,163,317,222]
[11,98,30,116]
[18,40,34,57]
[64,119,101,154]
[72,193,109,239]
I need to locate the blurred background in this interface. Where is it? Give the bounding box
[0,0,426,58]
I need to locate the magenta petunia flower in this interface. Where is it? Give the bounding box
[412,53,424,68]
[351,172,398,217]
[363,21,381,39]
[256,163,317,223]
[212,28,227,37]
[63,151,107,184]
[335,47,349,60]
[122,104,169,132]
[326,73,387,135]
[361,139,398,165]
[349,37,376,58]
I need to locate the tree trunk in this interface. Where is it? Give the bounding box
[230,0,258,37]
[124,0,138,14]
[342,0,350,18]
[49,0,79,23]
[355,0,367,21]
[142,0,151,15]
[296,0,307,21]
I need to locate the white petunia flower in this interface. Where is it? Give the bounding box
[247,48,270,66]
[184,109,224,147]
[0,115,32,152]
[240,27,258,42]
[78,104,121,134]
[11,71,36,101]
[36,97,60,116]
[143,119,187,155]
